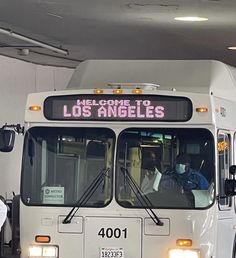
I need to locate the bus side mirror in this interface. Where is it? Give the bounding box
[229,165,236,176]
[225,179,236,196]
[0,128,15,152]
[224,166,236,196]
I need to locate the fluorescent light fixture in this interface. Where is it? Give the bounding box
[174,16,208,22]
[228,46,236,50]
[0,27,68,55]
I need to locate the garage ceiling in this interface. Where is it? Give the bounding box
[0,0,235,68]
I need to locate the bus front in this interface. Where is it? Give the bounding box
[20,88,215,258]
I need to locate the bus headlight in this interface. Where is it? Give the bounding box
[169,249,200,258]
[29,245,58,258]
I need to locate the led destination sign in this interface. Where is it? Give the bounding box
[44,94,192,121]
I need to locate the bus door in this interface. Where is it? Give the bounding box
[217,131,235,257]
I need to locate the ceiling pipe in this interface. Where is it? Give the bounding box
[0,27,69,55]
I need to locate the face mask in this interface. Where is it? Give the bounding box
[175,164,186,174]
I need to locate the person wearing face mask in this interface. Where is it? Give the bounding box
[160,154,209,191]
[140,150,162,194]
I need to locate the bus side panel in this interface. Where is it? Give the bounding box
[216,209,236,258]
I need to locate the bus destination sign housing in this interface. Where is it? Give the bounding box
[44,94,192,121]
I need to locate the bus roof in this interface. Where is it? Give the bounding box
[67,60,236,101]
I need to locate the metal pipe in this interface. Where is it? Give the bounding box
[0,27,69,55]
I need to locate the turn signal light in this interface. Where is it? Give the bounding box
[94,89,104,94]
[132,88,143,94]
[176,239,192,247]
[113,89,123,94]
[29,105,41,111]
[196,107,208,113]
[35,235,51,243]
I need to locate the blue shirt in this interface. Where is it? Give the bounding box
[160,168,209,191]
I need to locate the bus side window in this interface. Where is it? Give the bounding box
[218,132,231,206]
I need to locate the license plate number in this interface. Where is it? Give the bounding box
[100,247,124,258]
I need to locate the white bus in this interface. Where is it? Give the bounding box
[1,60,236,258]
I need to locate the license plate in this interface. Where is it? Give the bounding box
[100,247,124,258]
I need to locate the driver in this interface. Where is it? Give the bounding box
[159,154,209,191]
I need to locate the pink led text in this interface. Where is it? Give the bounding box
[63,99,165,119]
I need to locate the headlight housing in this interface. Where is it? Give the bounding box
[29,245,58,258]
[169,248,200,258]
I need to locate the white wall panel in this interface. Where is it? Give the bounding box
[0,55,74,199]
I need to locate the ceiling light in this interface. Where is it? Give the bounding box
[228,47,236,50]
[17,48,29,56]
[174,16,208,22]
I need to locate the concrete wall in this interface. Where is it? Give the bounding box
[0,55,74,200]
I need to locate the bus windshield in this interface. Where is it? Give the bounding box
[21,126,214,209]
[116,128,215,209]
[21,127,115,207]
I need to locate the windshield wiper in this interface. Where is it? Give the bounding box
[63,167,110,224]
[120,167,163,226]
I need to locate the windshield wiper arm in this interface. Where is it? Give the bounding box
[120,167,163,226]
[63,167,110,224]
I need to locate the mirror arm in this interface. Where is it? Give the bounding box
[2,124,24,134]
